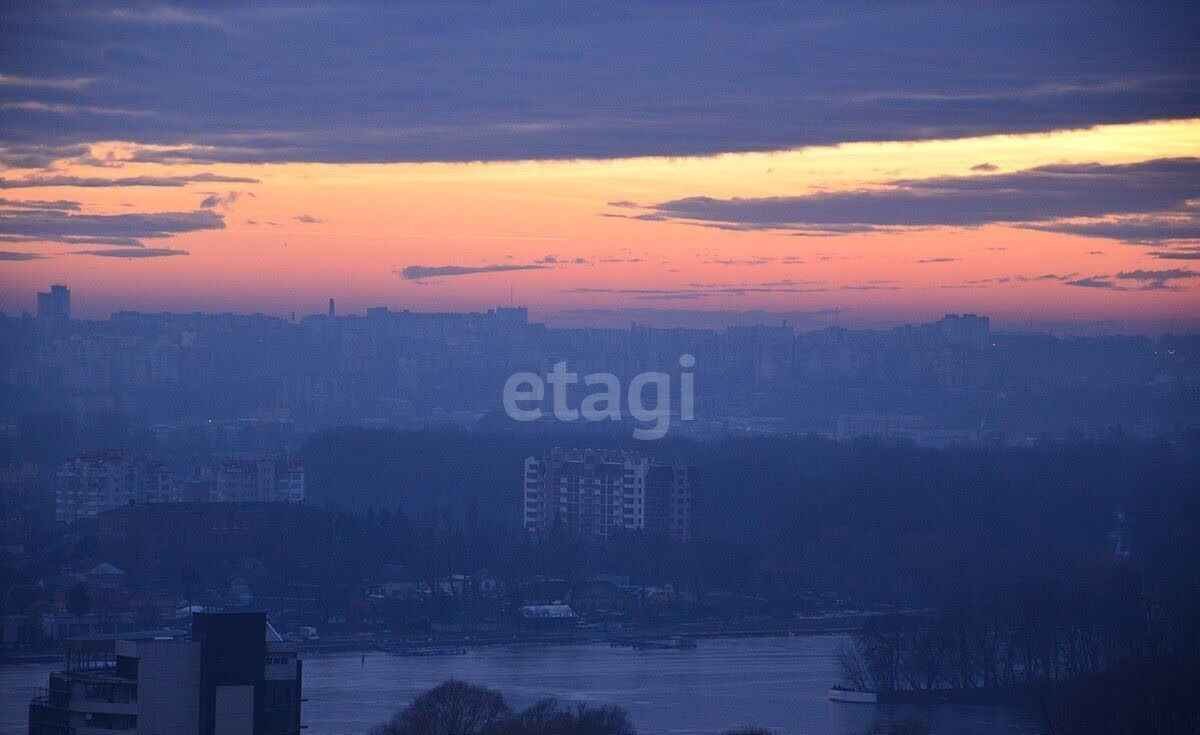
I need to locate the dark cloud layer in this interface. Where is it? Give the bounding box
[1026,215,1200,244]
[562,279,909,300]
[0,196,79,211]
[646,158,1200,242]
[563,284,828,300]
[1065,268,1198,290]
[1148,246,1200,260]
[0,143,90,168]
[0,173,259,188]
[0,206,223,249]
[0,2,1197,163]
[399,263,550,280]
[73,247,189,258]
[199,191,245,210]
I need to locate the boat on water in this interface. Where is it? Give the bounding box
[624,636,698,650]
[383,644,467,657]
[827,686,878,704]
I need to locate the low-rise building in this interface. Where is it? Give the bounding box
[518,604,576,630]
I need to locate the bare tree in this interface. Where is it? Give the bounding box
[511,698,635,735]
[837,640,873,691]
[369,680,512,735]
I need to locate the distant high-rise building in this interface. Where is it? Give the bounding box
[523,448,691,542]
[36,284,70,323]
[937,313,990,349]
[327,298,335,318]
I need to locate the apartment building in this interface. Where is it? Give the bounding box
[523,448,691,542]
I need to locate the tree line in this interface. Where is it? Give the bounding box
[367,680,928,735]
[837,571,1152,694]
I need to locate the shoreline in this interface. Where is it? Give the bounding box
[295,615,870,655]
[1,614,875,663]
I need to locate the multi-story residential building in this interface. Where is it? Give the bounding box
[28,611,301,735]
[523,448,691,542]
[56,454,302,522]
[276,461,306,504]
[645,462,692,544]
[55,453,142,524]
[213,459,277,503]
[212,458,304,504]
[139,461,179,504]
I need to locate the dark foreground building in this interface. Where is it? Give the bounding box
[28,611,300,735]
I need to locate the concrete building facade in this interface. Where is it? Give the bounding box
[27,612,301,735]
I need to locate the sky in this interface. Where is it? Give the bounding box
[1,1,1198,332]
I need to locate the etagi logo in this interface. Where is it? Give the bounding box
[502,355,695,440]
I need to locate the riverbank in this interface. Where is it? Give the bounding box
[1,611,890,661]
[294,612,878,655]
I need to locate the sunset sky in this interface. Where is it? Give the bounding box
[2,2,1198,331]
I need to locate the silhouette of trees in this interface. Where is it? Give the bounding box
[302,429,1200,608]
[368,681,638,735]
[369,681,510,735]
[500,698,635,735]
[1035,654,1200,735]
[837,571,1157,695]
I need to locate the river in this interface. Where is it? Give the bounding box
[1,635,1042,735]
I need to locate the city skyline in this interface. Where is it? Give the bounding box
[3,6,1198,734]
[2,4,1199,332]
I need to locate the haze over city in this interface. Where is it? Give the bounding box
[2,4,1199,735]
